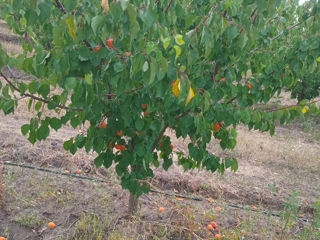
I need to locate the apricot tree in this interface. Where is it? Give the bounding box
[0,0,319,214]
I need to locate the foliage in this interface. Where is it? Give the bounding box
[0,0,319,198]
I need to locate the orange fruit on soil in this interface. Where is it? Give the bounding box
[158,207,165,213]
[142,104,147,109]
[76,170,82,175]
[215,207,222,212]
[48,222,56,229]
[241,231,247,236]
[211,221,217,228]
[214,234,221,239]
[207,224,213,230]
[0,237,6,240]
[117,130,123,136]
[64,170,70,174]
[252,206,257,210]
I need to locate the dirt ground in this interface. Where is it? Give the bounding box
[0,20,319,240]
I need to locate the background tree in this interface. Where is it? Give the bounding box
[0,0,319,214]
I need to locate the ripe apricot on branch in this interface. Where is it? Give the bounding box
[99,122,106,129]
[107,38,115,49]
[117,130,123,136]
[142,104,147,109]
[219,78,226,83]
[248,83,253,90]
[144,110,149,116]
[170,144,174,150]
[136,131,140,136]
[213,123,221,132]
[125,52,131,57]
[94,45,101,52]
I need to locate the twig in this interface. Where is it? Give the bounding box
[164,0,174,13]
[104,86,144,97]
[0,72,83,111]
[263,99,320,113]
[250,19,309,54]
[190,5,219,37]
[55,0,67,14]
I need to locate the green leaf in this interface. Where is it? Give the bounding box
[38,84,50,98]
[0,47,9,68]
[21,124,29,136]
[142,61,149,72]
[63,138,73,150]
[149,57,157,83]
[316,57,320,62]
[37,124,50,140]
[35,102,42,111]
[91,15,105,35]
[50,117,62,131]
[119,0,129,10]
[135,118,144,131]
[114,62,124,73]
[65,77,77,91]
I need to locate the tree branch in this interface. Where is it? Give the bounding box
[263,99,320,113]
[164,0,174,13]
[55,0,67,14]
[250,19,308,54]
[190,5,219,37]
[0,72,83,111]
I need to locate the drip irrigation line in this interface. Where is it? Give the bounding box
[0,161,311,223]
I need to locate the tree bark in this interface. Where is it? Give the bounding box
[128,192,139,215]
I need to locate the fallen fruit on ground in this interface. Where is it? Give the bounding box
[76,170,82,174]
[252,206,257,210]
[241,231,247,236]
[0,237,6,240]
[207,224,213,230]
[214,234,222,239]
[158,207,165,213]
[215,207,222,212]
[64,170,70,174]
[48,222,56,229]
[211,221,217,228]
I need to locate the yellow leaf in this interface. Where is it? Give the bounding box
[207,198,214,203]
[174,45,181,59]
[172,79,181,97]
[302,106,308,114]
[185,87,195,106]
[317,57,320,62]
[174,34,185,45]
[100,0,109,15]
[66,16,76,40]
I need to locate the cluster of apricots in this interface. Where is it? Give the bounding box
[213,122,223,132]
[207,221,221,239]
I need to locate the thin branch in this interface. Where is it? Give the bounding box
[152,123,169,151]
[250,19,308,54]
[211,63,219,82]
[263,99,320,113]
[0,72,83,111]
[226,96,237,105]
[55,0,67,14]
[190,5,219,37]
[104,86,144,97]
[164,0,174,13]
[175,109,191,120]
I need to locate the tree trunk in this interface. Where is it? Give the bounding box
[128,192,138,215]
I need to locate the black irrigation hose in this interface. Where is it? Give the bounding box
[0,161,311,223]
